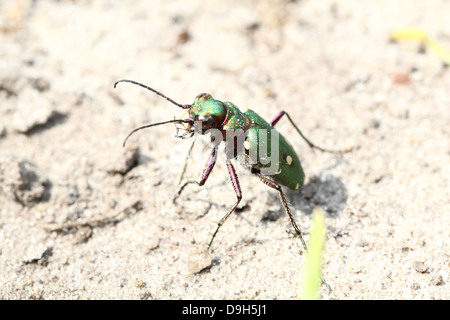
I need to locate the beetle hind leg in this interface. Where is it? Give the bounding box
[254,173,308,249]
[270,111,351,154]
[254,172,332,292]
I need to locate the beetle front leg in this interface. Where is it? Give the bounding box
[174,147,217,203]
[177,134,198,187]
[208,161,242,249]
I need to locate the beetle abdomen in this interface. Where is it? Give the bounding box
[243,109,304,190]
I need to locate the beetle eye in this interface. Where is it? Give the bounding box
[197,115,215,129]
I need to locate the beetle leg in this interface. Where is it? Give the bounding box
[254,172,308,248]
[176,134,198,187]
[270,111,351,154]
[269,111,285,127]
[254,172,332,292]
[174,146,217,203]
[208,161,242,248]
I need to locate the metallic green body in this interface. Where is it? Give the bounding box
[189,95,305,191]
[243,108,304,190]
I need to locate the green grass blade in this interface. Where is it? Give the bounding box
[301,207,327,300]
[390,28,450,65]
[426,38,450,65]
[390,28,428,42]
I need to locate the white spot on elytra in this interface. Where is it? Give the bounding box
[286,155,293,166]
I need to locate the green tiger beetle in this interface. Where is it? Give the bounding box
[114,79,351,291]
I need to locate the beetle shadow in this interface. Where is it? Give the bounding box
[285,174,348,218]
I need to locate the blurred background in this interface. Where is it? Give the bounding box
[0,0,448,299]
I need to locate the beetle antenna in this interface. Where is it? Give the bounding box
[123,119,191,147]
[114,79,191,109]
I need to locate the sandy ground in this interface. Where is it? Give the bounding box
[0,0,448,300]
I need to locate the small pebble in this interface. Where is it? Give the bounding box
[413,261,429,273]
[187,248,212,275]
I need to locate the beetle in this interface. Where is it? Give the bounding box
[114,79,351,290]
